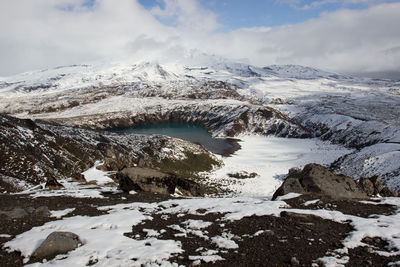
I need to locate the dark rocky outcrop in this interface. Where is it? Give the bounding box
[117,167,202,196]
[272,164,367,200]
[31,231,82,261]
[358,176,398,197]
[380,187,398,197]
[175,178,202,197]
[358,178,375,196]
[118,168,176,194]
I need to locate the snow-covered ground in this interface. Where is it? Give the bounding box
[4,194,400,266]
[207,135,353,196]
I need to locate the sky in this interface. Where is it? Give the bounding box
[0,0,400,78]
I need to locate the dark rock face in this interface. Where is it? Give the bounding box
[118,168,176,194]
[358,176,398,197]
[380,187,399,197]
[117,167,203,196]
[370,176,383,193]
[31,231,82,261]
[358,178,375,196]
[272,164,367,200]
[175,178,202,197]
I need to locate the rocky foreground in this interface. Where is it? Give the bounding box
[0,162,400,266]
[0,188,399,266]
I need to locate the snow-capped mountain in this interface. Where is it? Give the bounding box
[0,59,400,192]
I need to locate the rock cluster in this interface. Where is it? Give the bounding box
[117,167,203,197]
[273,164,398,200]
[272,164,367,200]
[358,176,398,197]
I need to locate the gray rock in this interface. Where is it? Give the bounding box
[280,211,320,221]
[274,176,305,197]
[272,163,367,200]
[380,187,398,197]
[369,175,383,193]
[25,207,36,214]
[357,176,398,197]
[291,256,300,266]
[288,167,302,177]
[31,231,82,261]
[358,178,375,196]
[117,167,203,196]
[35,206,51,217]
[0,208,28,219]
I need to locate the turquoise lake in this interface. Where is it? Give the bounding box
[111,123,238,156]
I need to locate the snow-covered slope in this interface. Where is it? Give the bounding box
[1,59,399,191]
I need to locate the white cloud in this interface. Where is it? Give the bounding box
[197,2,400,74]
[277,0,393,9]
[150,0,220,32]
[0,0,178,74]
[0,0,399,76]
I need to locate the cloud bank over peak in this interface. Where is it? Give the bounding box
[0,0,399,78]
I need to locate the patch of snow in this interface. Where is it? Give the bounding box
[304,199,320,206]
[253,230,266,237]
[50,208,75,219]
[143,229,160,238]
[24,180,118,198]
[188,255,225,263]
[276,193,302,201]
[316,255,349,267]
[211,233,238,249]
[82,161,114,185]
[0,234,12,238]
[182,220,212,230]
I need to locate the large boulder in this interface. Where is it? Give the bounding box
[117,167,203,196]
[31,231,82,261]
[118,167,176,194]
[272,163,367,200]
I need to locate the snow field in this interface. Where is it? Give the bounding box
[206,135,353,196]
